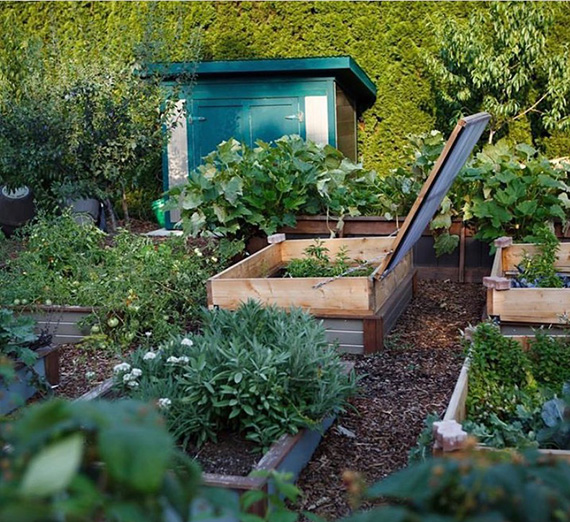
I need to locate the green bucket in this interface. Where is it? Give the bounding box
[151,198,166,228]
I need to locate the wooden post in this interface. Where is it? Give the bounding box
[458,225,466,283]
[363,316,383,353]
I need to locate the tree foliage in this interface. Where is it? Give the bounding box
[428,2,570,144]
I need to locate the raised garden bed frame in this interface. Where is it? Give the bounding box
[14,305,92,345]
[444,334,570,461]
[486,239,570,327]
[77,378,337,517]
[1,344,60,414]
[207,236,416,354]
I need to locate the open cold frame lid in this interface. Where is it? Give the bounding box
[372,112,491,280]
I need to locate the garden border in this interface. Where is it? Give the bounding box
[444,336,570,461]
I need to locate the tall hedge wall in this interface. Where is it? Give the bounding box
[2,1,570,174]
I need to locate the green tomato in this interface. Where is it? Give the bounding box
[45,299,53,306]
[21,299,28,305]
[90,325,101,334]
[13,299,21,306]
[107,317,120,328]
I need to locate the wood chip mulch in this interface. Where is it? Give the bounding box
[296,279,486,520]
[54,344,132,399]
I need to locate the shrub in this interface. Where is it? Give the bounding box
[344,448,570,521]
[115,300,356,448]
[169,135,378,239]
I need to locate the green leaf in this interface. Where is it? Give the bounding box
[430,214,452,230]
[434,233,459,256]
[234,372,243,384]
[181,191,203,210]
[20,433,84,497]
[98,426,172,494]
[515,200,538,216]
[222,176,243,205]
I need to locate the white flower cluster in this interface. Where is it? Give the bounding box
[114,363,143,389]
[113,362,131,374]
[143,351,157,361]
[181,338,193,347]
[166,355,190,365]
[157,398,172,410]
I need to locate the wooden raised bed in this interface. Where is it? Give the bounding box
[277,216,492,284]
[0,344,60,414]
[485,238,570,326]
[16,305,92,345]
[207,236,415,354]
[77,379,336,518]
[444,335,570,461]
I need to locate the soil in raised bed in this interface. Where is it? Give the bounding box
[189,433,262,476]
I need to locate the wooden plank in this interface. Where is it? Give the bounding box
[324,329,364,346]
[377,269,415,336]
[459,225,466,283]
[502,243,570,272]
[491,288,570,324]
[363,316,383,354]
[334,344,364,355]
[321,318,363,331]
[210,243,282,280]
[373,251,413,312]
[208,277,373,313]
[35,321,86,337]
[443,359,469,423]
[280,237,393,264]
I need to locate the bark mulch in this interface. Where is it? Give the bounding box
[296,279,486,520]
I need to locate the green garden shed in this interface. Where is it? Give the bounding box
[157,57,377,227]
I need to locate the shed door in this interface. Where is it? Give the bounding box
[247,97,302,144]
[188,97,304,170]
[189,100,244,169]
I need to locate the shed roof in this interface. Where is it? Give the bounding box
[149,56,377,111]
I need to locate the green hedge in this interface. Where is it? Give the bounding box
[2,1,570,175]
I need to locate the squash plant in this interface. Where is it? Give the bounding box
[169,135,378,239]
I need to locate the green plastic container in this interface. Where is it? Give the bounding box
[151,198,166,228]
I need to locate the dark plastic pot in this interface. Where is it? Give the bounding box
[0,185,36,236]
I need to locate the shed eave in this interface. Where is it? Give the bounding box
[146,56,376,110]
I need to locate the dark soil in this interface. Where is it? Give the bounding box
[189,433,262,476]
[296,279,485,519]
[53,344,132,399]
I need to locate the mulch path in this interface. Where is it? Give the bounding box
[296,279,485,520]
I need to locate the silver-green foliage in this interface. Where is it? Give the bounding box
[117,300,356,448]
